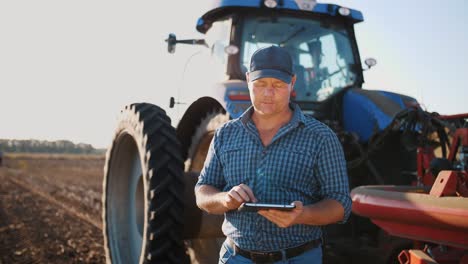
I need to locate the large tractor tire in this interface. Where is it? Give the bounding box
[102,103,189,264]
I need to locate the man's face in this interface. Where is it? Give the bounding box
[246,74,296,117]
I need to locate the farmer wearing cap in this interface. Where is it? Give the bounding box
[195,46,351,264]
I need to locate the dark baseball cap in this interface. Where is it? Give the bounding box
[248,45,294,84]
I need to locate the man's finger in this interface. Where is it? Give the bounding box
[258,210,282,226]
[259,209,284,219]
[258,210,273,221]
[234,186,254,202]
[228,191,244,203]
[239,184,257,202]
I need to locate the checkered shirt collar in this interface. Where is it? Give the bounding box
[240,103,306,127]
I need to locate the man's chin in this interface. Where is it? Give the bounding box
[259,103,275,110]
[256,109,277,116]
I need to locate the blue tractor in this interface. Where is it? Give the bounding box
[102,1,441,263]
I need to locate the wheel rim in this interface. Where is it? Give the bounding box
[106,134,145,264]
[186,111,229,173]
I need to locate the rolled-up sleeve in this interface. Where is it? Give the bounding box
[316,133,352,223]
[195,130,226,190]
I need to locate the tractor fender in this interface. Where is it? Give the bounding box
[176,97,226,161]
[342,88,419,143]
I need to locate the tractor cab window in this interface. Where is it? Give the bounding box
[240,15,357,102]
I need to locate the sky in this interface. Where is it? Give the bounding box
[0,1,467,149]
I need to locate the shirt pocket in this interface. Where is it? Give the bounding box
[269,146,314,192]
[218,145,252,189]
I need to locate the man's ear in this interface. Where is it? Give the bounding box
[245,72,250,83]
[290,75,297,91]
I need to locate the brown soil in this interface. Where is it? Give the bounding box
[0,154,106,264]
[0,153,393,264]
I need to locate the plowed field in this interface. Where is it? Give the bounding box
[0,154,105,264]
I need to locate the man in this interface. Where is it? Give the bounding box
[195,45,351,264]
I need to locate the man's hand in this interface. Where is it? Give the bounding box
[223,184,257,210]
[258,201,304,228]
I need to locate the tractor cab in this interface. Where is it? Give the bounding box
[167,0,367,120]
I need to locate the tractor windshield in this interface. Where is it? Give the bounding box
[240,15,358,102]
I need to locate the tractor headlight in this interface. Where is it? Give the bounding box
[264,0,278,8]
[338,7,351,16]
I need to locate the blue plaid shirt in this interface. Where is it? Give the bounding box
[196,103,351,251]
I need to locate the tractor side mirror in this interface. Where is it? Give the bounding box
[169,97,175,108]
[166,34,207,54]
[166,33,177,54]
[169,97,186,108]
[364,58,377,71]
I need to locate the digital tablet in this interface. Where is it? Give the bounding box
[238,203,296,212]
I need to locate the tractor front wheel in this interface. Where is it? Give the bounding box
[102,103,189,264]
